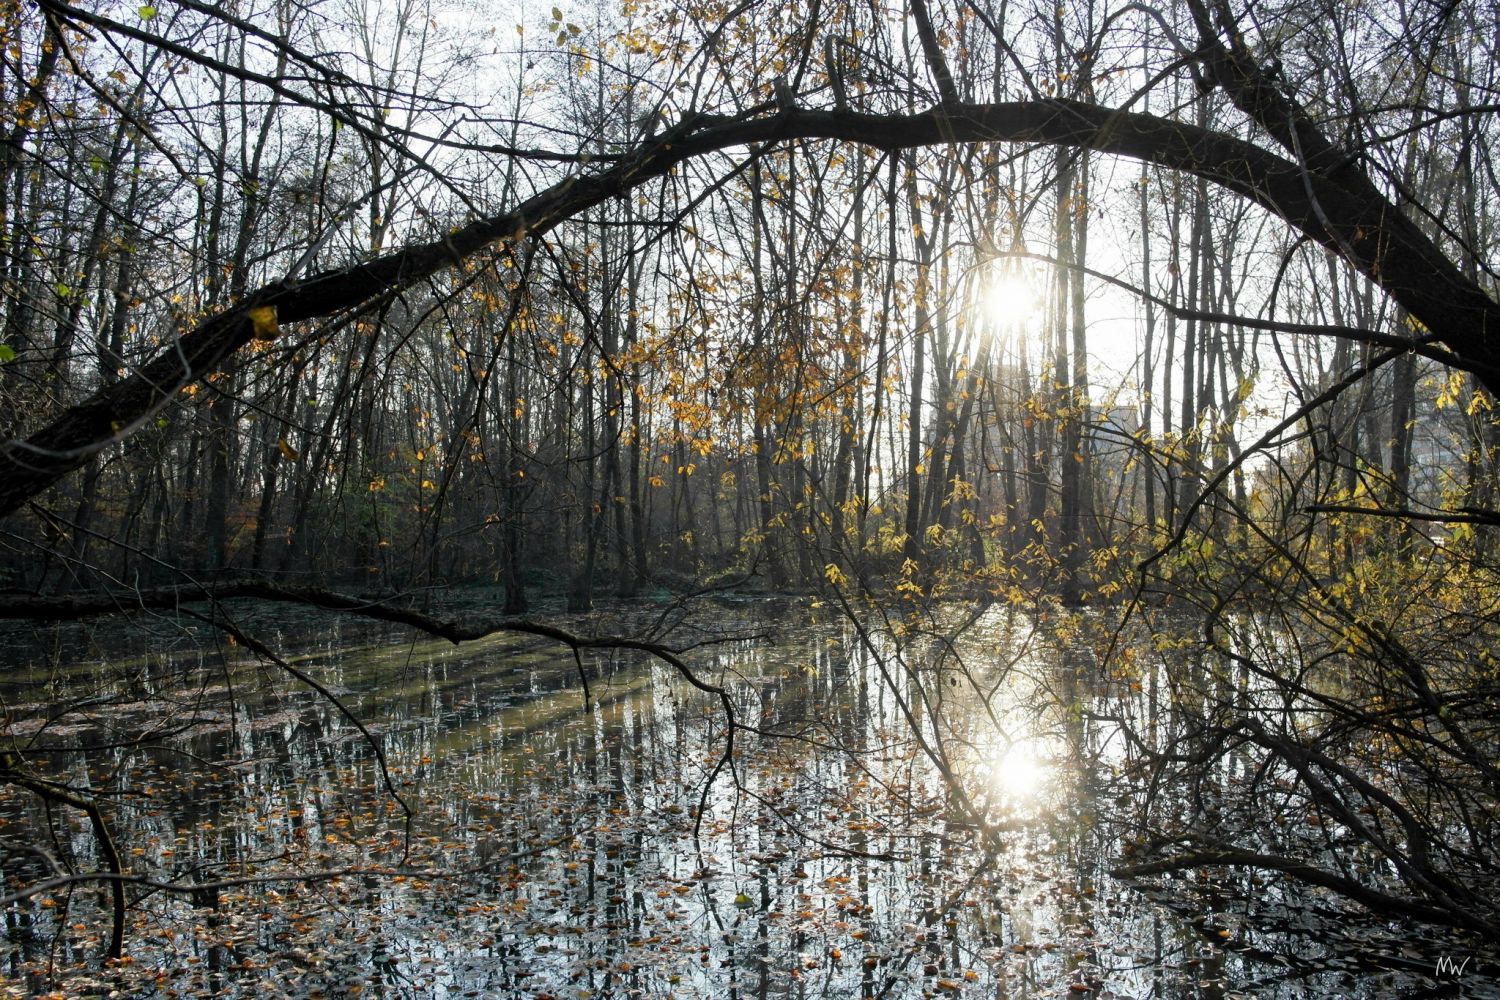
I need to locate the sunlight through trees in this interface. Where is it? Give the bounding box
[3,0,1500,990]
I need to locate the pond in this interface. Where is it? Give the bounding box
[0,596,1493,998]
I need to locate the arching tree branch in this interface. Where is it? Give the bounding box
[3,99,1495,515]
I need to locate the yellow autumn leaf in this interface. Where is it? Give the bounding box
[247,304,279,341]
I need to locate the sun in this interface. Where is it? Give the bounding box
[980,267,1041,329]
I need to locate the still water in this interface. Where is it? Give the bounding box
[0,596,1486,997]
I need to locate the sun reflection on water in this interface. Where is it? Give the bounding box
[979,738,1053,812]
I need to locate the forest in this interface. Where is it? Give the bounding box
[2,0,1500,993]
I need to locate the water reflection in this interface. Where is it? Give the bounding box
[981,739,1051,808]
[0,599,1475,997]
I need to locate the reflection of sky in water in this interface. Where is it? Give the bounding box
[984,739,1051,807]
[0,600,1467,998]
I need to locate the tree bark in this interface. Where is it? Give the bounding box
[6,99,1499,517]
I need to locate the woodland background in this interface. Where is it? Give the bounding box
[3,0,1500,982]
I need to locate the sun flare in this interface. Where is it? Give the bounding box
[986,741,1050,804]
[981,270,1040,329]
